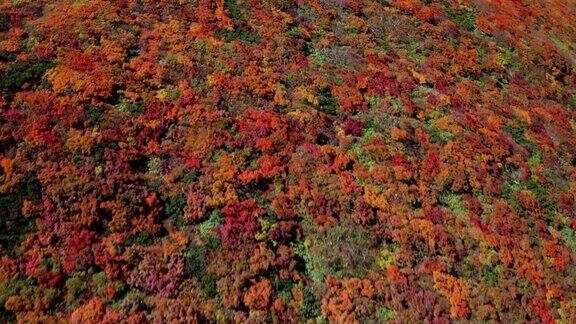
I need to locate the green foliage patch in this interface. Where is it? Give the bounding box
[0,58,54,94]
[0,174,41,257]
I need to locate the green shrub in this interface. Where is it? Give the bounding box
[0,276,27,321]
[197,210,221,240]
[561,226,576,254]
[123,231,154,246]
[0,174,41,257]
[376,306,396,322]
[184,242,218,298]
[116,97,145,115]
[426,111,454,144]
[92,272,108,297]
[296,218,376,283]
[298,285,321,319]
[501,172,556,216]
[439,192,466,218]
[501,176,523,214]
[262,0,297,10]
[273,279,294,302]
[185,211,221,297]
[525,178,556,214]
[217,0,260,43]
[482,264,503,286]
[85,103,107,126]
[159,192,187,226]
[317,88,338,115]
[156,86,181,101]
[0,58,54,94]
[445,6,476,31]
[0,13,10,32]
[120,288,148,311]
[147,157,161,174]
[504,120,538,153]
[65,275,87,308]
[216,26,261,44]
[224,0,250,21]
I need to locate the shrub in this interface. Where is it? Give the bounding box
[159,192,187,226]
[216,26,261,44]
[85,103,107,126]
[262,0,297,10]
[0,276,28,321]
[184,243,218,298]
[376,306,396,322]
[317,88,338,115]
[65,275,87,308]
[561,226,576,254]
[0,174,41,257]
[298,285,322,319]
[297,219,377,283]
[197,209,221,240]
[445,7,476,32]
[0,59,54,94]
[0,13,10,32]
[438,192,466,218]
[116,97,145,115]
[123,231,154,246]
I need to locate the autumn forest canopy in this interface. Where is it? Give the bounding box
[0,0,576,322]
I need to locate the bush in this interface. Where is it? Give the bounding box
[184,242,218,298]
[504,120,538,153]
[0,174,41,257]
[298,285,321,319]
[0,276,27,322]
[317,88,338,115]
[65,275,87,308]
[376,307,396,322]
[438,192,467,218]
[218,0,260,43]
[297,218,377,283]
[0,13,10,32]
[445,7,476,32]
[215,26,261,44]
[561,226,576,254]
[263,0,297,10]
[159,192,187,226]
[123,231,154,246]
[116,97,145,115]
[0,59,54,94]
[84,104,108,126]
[197,210,221,240]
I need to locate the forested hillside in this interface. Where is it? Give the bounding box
[0,0,576,322]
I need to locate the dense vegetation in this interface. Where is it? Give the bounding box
[0,0,575,322]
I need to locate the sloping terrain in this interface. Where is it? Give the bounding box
[0,0,576,322]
